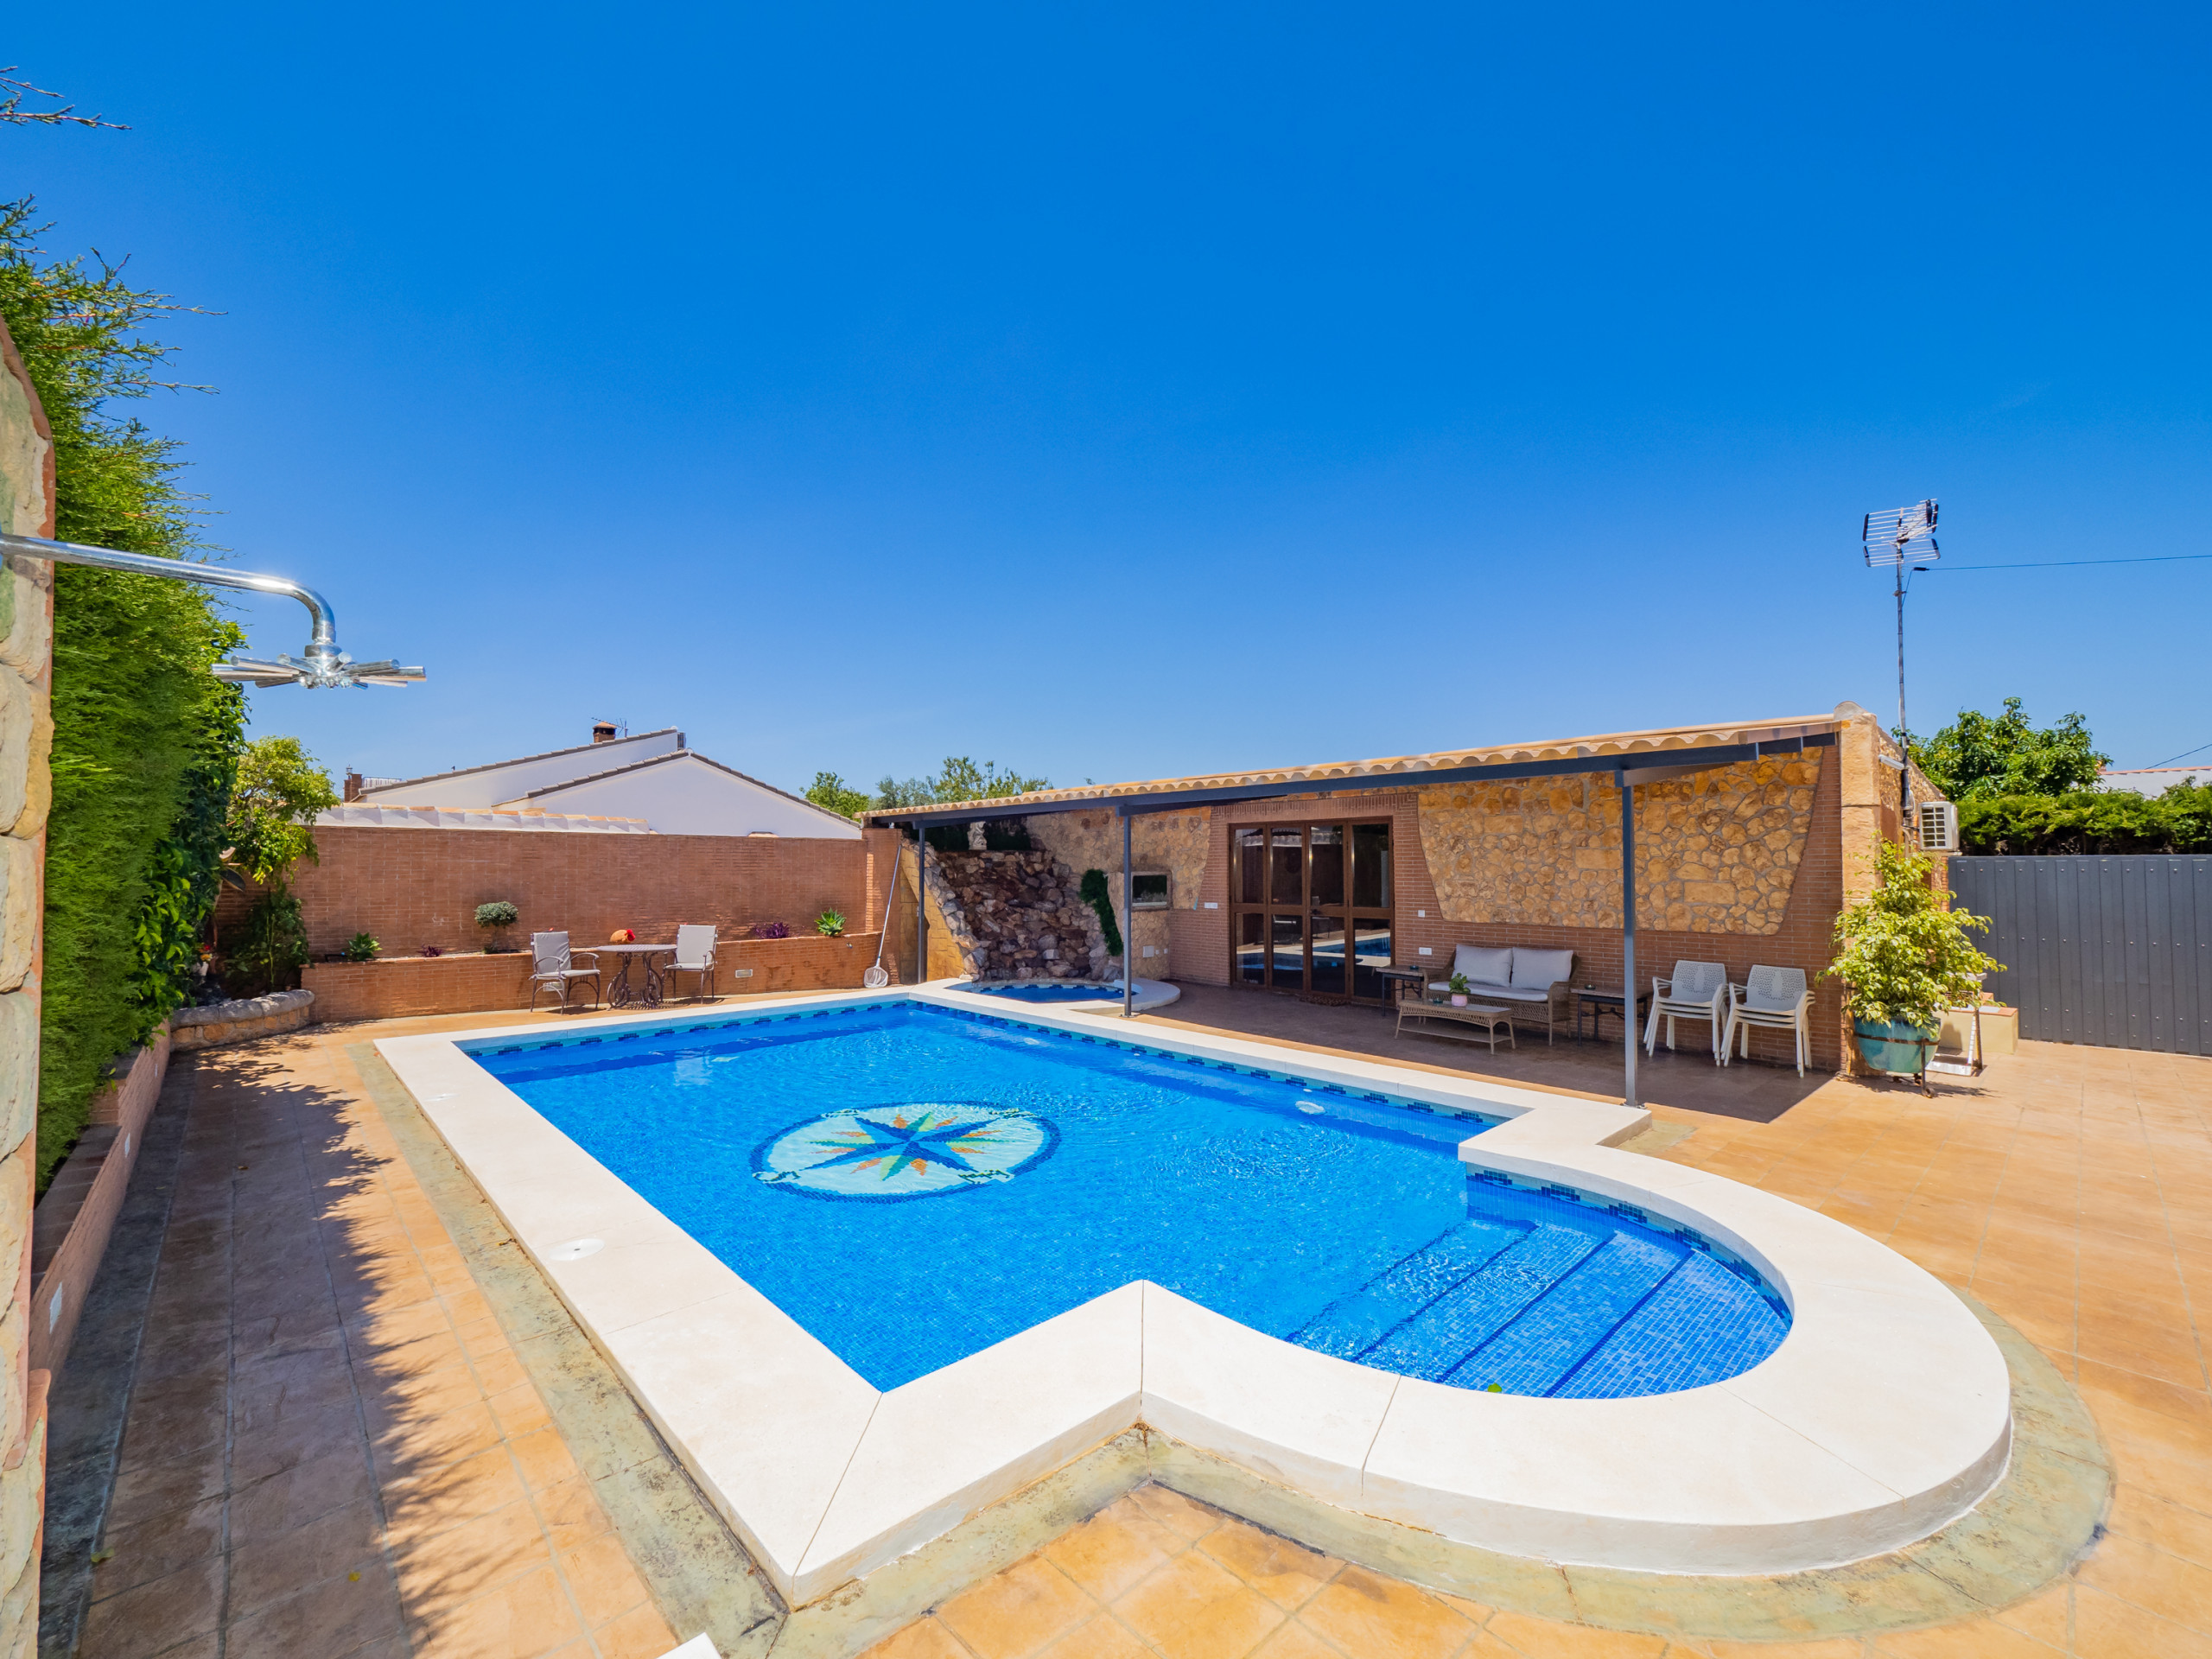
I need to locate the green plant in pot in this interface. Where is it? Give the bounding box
[475,901,520,952]
[341,932,380,963]
[815,909,847,938]
[1446,971,1471,1007]
[1823,839,1999,1084]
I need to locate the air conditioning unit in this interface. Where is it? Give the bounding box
[1918,800,1959,853]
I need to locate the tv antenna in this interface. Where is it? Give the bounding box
[1862,499,1938,826]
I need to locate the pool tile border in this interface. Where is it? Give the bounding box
[377,983,2014,1608]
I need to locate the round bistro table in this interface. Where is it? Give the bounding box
[596,942,676,1009]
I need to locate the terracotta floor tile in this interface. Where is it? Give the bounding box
[2071,1584,2212,1657]
[1986,1583,2068,1649]
[509,1424,588,1492]
[1125,1484,1228,1544]
[1246,1621,1347,1658]
[864,1618,978,1658]
[531,1473,616,1553]
[1872,1616,2063,1654]
[1479,1611,1669,1656]
[594,1599,683,1659]
[79,1554,226,1657]
[391,1497,558,1616]
[90,1494,224,1598]
[384,1442,534,1544]
[103,1442,230,1532]
[409,1560,584,1659]
[1112,1548,1287,1659]
[1044,1504,1185,1601]
[219,1564,409,1659]
[940,1554,1099,1659]
[1197,1517,1342,1611]
[556,1530,657,1629]
[1037,1614,1157,1658]
[1292,1565,1479,1659]
[2074,1531,2212,1634]
[227,1496,388,1618]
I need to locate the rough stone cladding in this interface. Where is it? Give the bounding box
[923,849,1109,981]
[1415,756,1822,935]
[1168,761,1853,1069]
[217,823,899,960]
[0,315,54,1659]
[1020,810,1210,979]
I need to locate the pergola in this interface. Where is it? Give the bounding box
[868,715,1844,1108]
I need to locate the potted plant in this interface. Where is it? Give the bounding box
[1447,971,1471,1007]
[342,932,380,963]
[1823,839,1999,1084]
[475,901,520,952]
[816,910,847,938]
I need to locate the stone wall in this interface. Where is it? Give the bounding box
[1414,756,1822,934]
[920,849,1111,981]
[0,315,54,1657]
[1020,810,1211,980]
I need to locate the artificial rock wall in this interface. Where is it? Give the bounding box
[0,317,54,1657]
[1020,810,1211,980]
[919,849,1111,981]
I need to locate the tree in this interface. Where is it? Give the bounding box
[1913,698,2108,801]
[868,756,1052,810]
[804,772,872,820]
[222,737,337,995]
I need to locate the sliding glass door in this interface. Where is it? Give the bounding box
[1231,819,1393,1001]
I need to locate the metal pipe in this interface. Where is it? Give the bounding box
[1895,563,1911,828]
[1122,811,1135,1019]
[1620,769,1639,1109]
[4,530,338,654]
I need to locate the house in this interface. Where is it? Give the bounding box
[341,724,861,840]
[2097,766,2203,799]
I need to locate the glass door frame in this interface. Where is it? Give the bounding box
[1230,817,1395,1002]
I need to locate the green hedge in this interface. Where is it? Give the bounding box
[2,200,241,1186]
[1958,786,2212,856]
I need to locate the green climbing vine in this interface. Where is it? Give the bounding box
[1077,869,1122,957]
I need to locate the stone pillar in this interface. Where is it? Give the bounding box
[0,318,54,1656]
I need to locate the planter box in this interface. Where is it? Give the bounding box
[32,1026,172,1378]
[170,988,316,1051]
[302,931,887,1023]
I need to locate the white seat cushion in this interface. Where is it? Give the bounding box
[1431,981,1544,1002]
[1511,948,1574,990]
[1452,945,1513,986]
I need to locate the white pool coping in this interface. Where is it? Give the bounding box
[376,983,2012,1606]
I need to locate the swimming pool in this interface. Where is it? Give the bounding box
[385,986,2015,1601]
[470,1001,1785,1395]
[943,980,1123,1002]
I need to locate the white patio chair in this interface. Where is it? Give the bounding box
[665,925,718,1002]
[1644,960,1729,1063]
[525,931,601,1013]
[1724,964,1813,1076]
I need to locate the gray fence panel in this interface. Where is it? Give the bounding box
[1948,855,2210,1055]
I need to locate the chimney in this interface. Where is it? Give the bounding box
[343,769,363,803]
[592,720,618,744]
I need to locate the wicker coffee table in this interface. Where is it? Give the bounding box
[1396,997,1516,1052]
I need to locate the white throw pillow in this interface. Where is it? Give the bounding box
[1511,948,1574,989]
[1453,945,1513,985]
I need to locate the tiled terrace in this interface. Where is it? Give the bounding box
[40,990,2212,1659]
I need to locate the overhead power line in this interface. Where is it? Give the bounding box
[1916,553,2212,572]
[2145,738,2212,769]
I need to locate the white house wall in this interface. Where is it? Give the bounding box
[512,757,861,840]
[361,729,684,809]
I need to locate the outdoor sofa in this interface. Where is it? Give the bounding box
[1426,944,1577,1045]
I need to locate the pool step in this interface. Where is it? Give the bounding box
[1442,1232,1680,1395]
[1549,1251,1782,1401]
[1357,1223,1602,1382]
[1292,1219,1525,1360]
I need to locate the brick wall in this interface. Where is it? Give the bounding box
[302,931,884,1022]
[219,823,902,962]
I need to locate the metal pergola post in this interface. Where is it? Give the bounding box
[1121,810,1135,1018]
[912,824,927,985]
[1619,769,1639,1109]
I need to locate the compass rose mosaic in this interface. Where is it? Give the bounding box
[751,1103,1058,1202]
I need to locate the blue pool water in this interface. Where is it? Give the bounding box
[470,1002,1787,1394]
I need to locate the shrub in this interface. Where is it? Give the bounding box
[474,901,519,950]
[342,932,379,963]
[230,891,309,996]
[1823,840,1999,1031]
[757,920,791,939]
[816,910,847,938]
[1077,870,1123,957]
[1958,785,2212,855]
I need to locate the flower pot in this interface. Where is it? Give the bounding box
[1854,1018,1936,1077]
[1451,994,1469,1007]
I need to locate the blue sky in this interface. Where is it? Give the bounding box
[11,3,2209,794]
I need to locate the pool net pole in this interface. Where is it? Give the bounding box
[913,826,926,985]
[1122,812,1135,1019]
[1619,771,1639,1109]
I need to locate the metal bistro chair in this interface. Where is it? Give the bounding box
[1724,964,1814,1076]
[664,924,719,1002]
[1644,959,1729,1064]
[526,931,602,1014]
